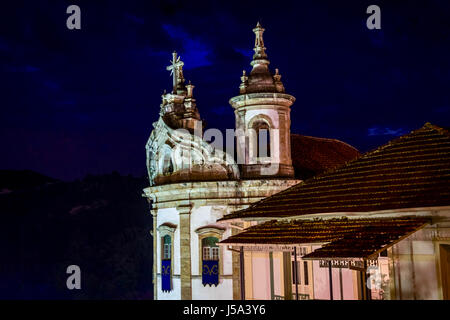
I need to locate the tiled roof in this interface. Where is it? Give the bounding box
[290,134,360,179]
[220,216,429,259]
[302,218,428,259]
[221,123,450,220]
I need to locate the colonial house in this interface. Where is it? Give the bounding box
[219,123,450,300]
[143,23,359,300]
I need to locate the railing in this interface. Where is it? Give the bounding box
[273,294,310,300]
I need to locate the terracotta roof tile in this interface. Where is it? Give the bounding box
[221,123,450,220]
[290,134,360,179]
[220,216,429,259]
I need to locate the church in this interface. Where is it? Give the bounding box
[143,23,359,300]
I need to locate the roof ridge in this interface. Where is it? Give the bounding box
[298,123,448,185]
[223,123,449,220]
[358,122,447,160]
[291,133,360,153]
[423,122,450,137]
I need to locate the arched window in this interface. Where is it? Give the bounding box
[161,147,174,175]
[158,223,176,293]
[202,237,219,261]
[195,226,225,287]
[160,234,173,292]
[162,235,171,260]
[253,120,271,158]
[201,236,220,287]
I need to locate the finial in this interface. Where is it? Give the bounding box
[241,70,248,82]
[186,80,194,97]
[251,22,269,67]
[273,68,281,82]
[273,68,284,92]
[161,90,168,106]
[240,69,249,94]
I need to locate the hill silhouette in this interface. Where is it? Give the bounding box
[0,170,153,299]
[0,170,58,193]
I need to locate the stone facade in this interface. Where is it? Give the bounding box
[143,23,302,300]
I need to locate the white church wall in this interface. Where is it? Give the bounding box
[190,206,204,276]
[157,275,181,300]
[222,227,233,275]
[156,207,180,274]
[192,278,233,300]
[189,205,234,299]
[190,205,232,275]
[156,207,181,300]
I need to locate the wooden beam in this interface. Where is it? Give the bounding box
[240,246,245,300]
[283,252,293,300]
[269,252,275,300]
[294,247,299,300]
[328,262,334,300]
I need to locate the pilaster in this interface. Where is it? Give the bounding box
[178,204,192,300]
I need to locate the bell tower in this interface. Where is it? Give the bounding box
[229,23,295,178]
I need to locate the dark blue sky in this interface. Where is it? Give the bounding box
[1,0,450,180]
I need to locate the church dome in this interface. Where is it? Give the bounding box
[245,65,279,93]
[238,22,285,94]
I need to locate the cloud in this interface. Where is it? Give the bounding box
[124,13,145,25]
[6,65,40,73]
[43,80,60,90]
[162,24,212,69]
[143,46,167,57]
[233,47,253,59]
[367,126,406,136]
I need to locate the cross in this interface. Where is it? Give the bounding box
[166,51,184,93]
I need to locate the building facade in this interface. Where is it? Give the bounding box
[143,23,359,300]
[220,123,450,300]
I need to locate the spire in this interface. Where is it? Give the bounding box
[251,22,270,68]
[235,23,286,94]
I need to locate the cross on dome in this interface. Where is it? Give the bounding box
[166,51,185,93]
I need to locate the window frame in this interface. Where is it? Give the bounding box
[195,227,225,276]
[247,115,274,164]
[157,223,177,276]
[202,237,220,261]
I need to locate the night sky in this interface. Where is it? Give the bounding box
[1,0,450,181]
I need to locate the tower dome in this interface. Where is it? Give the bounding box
[230,23,295,179]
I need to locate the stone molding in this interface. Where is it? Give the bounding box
[229,93,295,109]
[144,179,300,210]
[157,222,177,236]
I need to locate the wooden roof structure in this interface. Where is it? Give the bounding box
[219,216,430,259]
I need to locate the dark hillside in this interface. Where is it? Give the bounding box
[0,171,152,299]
